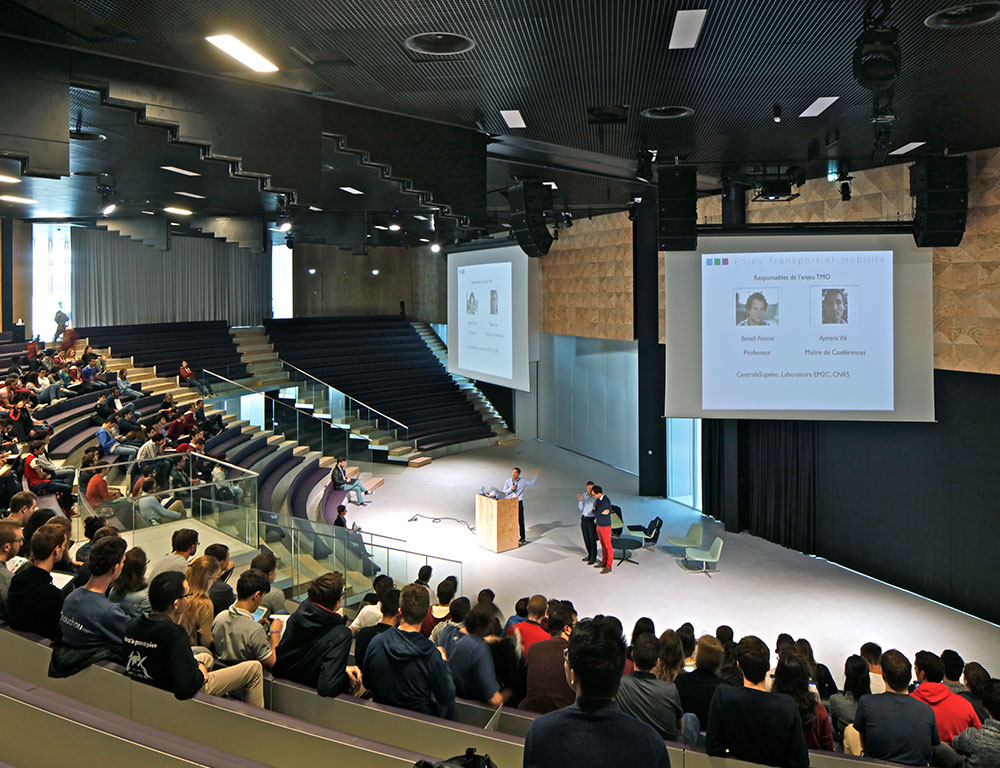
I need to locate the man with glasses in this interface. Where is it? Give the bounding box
[123,571,264,706]
[0,521,26,611]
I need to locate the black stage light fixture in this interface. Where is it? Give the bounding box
[853,0,901,91]
[753,180,799,202]
[635,150,655,183]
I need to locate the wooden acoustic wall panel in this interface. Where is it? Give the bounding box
[539,212,634,341]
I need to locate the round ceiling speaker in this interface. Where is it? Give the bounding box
[404,32,476,56]
[925,2,1000,28]
[640,106,695,119]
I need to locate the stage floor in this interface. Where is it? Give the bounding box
[356,439,1000,683]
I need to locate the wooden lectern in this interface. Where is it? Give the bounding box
[476,494,520,553]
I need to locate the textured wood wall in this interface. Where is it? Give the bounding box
[539,212,634,341]
[537,147,1000,375]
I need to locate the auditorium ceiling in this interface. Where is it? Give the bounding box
[1,0,999,232]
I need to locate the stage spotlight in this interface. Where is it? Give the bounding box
[285,233,294,249]
[753,180,799,202]
[853,1,901,91]
[840,181,852,201]
[430,243,441,253]
[101,200,117,216]
[561,211,574,228]
[278,221,292,232]
[635,150,655,183]
[773,103,782,123]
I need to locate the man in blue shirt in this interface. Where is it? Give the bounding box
[446,606,503,707]
[96,417,139,461]
[523,616,669,768]
[502,466,540,544]
[60,536,129,648]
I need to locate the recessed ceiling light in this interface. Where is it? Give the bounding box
[926,2,1000,28]
[430,243,441,253]
[170,222,180,226]
[889,141,927,155]
[163,206,192,216]
[0,174,20,184]
[205,34,279,72]
[141,210,155,215]
[161,166,200,177]
[669,9,708,49]
[404,32,476,56]
[640,105,695,119]
[419,238,430,242]
[102,203,117,216]
[339,186,363,195]
[413,215,429,221]
[308,268,316,275]
[388,223,401,231]
[371,268,380,276]
[0,195,37,204]
[543,181,558,189]
[500,109,526,129]
[799,96,839,118]
[374,225,389,231]
[175,191,206,199]
[279,222,292,232]
[308,205,323,211]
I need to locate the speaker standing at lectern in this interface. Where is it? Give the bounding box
[503,467,540,545]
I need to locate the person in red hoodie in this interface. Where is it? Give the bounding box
[911,650,981,744]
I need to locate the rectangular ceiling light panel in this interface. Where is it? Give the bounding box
[339,186,363,195]
[669,9,708,49]
[206,35,279,72]
[889,142,926,156]
[175,191,206,199]
[163,206,193,216]
[500,109,526,128]
[799,96,839,117]
[0,195,36,204]
[161,166,201,177]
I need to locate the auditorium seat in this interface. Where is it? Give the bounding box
[263,316,494,451]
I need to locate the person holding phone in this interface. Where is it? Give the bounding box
[212,568,281,670]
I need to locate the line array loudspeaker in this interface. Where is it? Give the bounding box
[910,155,968,248]
[508,181,553,257]
[657,166,698,251]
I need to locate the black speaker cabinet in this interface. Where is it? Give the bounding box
[508,181,553,257]
[910,156,968,248]
[657,166,698,251]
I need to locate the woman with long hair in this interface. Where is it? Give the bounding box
[110,547,152,618]
[653,629,686,683]
[773,653,833,750]
[795,637,839,699]
[179,555,221,651]
[829,655,872,745]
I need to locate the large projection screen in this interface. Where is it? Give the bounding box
[448,243,531,391]
[665,233,934,421]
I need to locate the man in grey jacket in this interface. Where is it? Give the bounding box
[952,679,1000,768]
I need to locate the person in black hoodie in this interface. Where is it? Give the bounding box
[272,571,360,697]
[363,583,457,720]
[122,571,264,706]
[355,588,400,675]
[6,523,67,640]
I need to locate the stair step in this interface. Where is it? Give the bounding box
[291,445,310,456]
[409,455,432,468]
[388,445,412,456]
[359,474,384,492]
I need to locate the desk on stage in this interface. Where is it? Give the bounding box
[476,494,519,553]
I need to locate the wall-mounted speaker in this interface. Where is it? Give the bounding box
[657,166,698,251]
[508,181,553,257]
[910,155,968,248]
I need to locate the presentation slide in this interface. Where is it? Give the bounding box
[456,261,513,379]
[702,250,894,411]
[664,233,935,422]
[447,244,534,391]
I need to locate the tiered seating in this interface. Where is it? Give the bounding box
[263,316,493,451]
[73,320,248,381]
[49,392,164,460]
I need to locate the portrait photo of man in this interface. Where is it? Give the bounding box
[736,291,778,327]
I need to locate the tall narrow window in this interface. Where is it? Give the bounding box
[667,417,702,511]
[271,242,293,319]
[32,224,73,342]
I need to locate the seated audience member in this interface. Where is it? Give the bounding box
[420,576,458,636]
[90,391,115,426]
[116,368,140,400]
[447,606,505,706]
[85,466,129,517]
[110,547,151,618]
[506,593,549,652]
[194,399,223,435]
[629,617,656,659]
[854,649,940,765]
[363,583,456,719]
[521,599,577,714]
[617,632,696,743]
[431,596,471,652]
[943,649,968,694]
[677,623,697,671]
[718,641,744,687]
[332,504,348,527]
[122,571,263,706]
[795,638,838,699]
[350,574,395,634]
[829,655,872,745]
[273,571,360,696]
[210,458,244,507]
[205,543,236,614]
[137,478,185,523]
[70,524,119,588]
[476,588,505,628]
[22,442,75,512]
[59,537,129,649]
[0,521,26,611]
[862,641,887,694]
[96,417,139,461]
[356,588,401,675]
[706,635,809,768]
[146,528,198,581]
[675,635,727,727]
[716,624,735,646]
[179,555,220,651]
[652,629,685,683]
[212,569,280,670]
[773,652,833,751]
[912,650,981,744]
[6,523,69,640]
[962,663,993,724]
[73,516,106,565]
[503,597,530,634]
[5,491,38,532]
[250,551,288,615]
[523,617,669,768]
[413,564,433,600]
[179,360,215,396]
[952,678,1000,768]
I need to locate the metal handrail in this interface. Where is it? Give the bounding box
[278,358,408,431]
